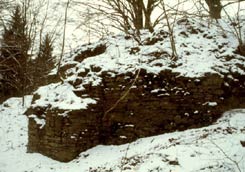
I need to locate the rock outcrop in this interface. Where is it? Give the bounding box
[24,17,245,162]
[25,69,245,162]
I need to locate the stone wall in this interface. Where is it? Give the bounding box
[25,69,245,162]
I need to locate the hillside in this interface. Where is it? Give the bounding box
[33,17,245,111]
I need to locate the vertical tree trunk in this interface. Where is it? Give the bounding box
[132,0,144,32]
[144,0,156,32]
[138,0,144,29]
[205,0,222,19]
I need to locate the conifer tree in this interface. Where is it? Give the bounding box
[0,5,30,97]
[1,5,30,59]
[33,34,55,87]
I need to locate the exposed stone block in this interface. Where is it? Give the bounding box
[26,70,245,162]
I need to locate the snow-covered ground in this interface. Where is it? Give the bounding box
[0,97,244,172]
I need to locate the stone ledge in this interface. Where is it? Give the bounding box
[25,70,245,162]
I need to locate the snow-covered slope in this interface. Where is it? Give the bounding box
[0,97,244,172]
[32,17,245,111]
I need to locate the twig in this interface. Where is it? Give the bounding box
[210,140,242,172]
[103,68,141,121]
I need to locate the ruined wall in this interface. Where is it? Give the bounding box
[25,69,245,162]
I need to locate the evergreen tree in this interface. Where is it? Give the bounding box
[33,34,55,87]
[0,5,30,97]
[1,5,30,59]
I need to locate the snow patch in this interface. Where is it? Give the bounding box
[29,114,46,129]
[32,82,97,110]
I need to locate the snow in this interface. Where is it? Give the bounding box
[203,102,218,107]
[32,82,96,110]
[2,1,245,113]
[29,17,243,117]
[63,17,245,79]
[2,0,244,57]
[0,97,245,172]
[28,114,46,129]
[208,102,218,106]
[151,88,166,93]
[45,16,244,113]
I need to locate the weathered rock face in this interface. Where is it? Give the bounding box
[26,106,103,162]
[25,69,245,162]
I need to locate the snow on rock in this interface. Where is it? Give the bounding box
[203,101,218,107]
[0,97,245,172]
[28,114,46,129]
[62,17,245,83]
[31,82,96,110]
[31,17,245,111]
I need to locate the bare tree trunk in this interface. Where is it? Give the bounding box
[56,0,70,76]
[161,0,178,61]
[126,0,144,33]
[143,0,157,32]
[205,0,222,19]
[135,0,143,31]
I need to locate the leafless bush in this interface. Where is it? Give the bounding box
[72,0,165,44]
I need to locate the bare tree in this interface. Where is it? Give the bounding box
[222,0,245,56]
[160,0,179,61]
[202,0,245,19]
[0,0,14,19]
[74,0,162,35]
[56,0,70,76]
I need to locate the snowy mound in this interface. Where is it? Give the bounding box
[31,17,245,110]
